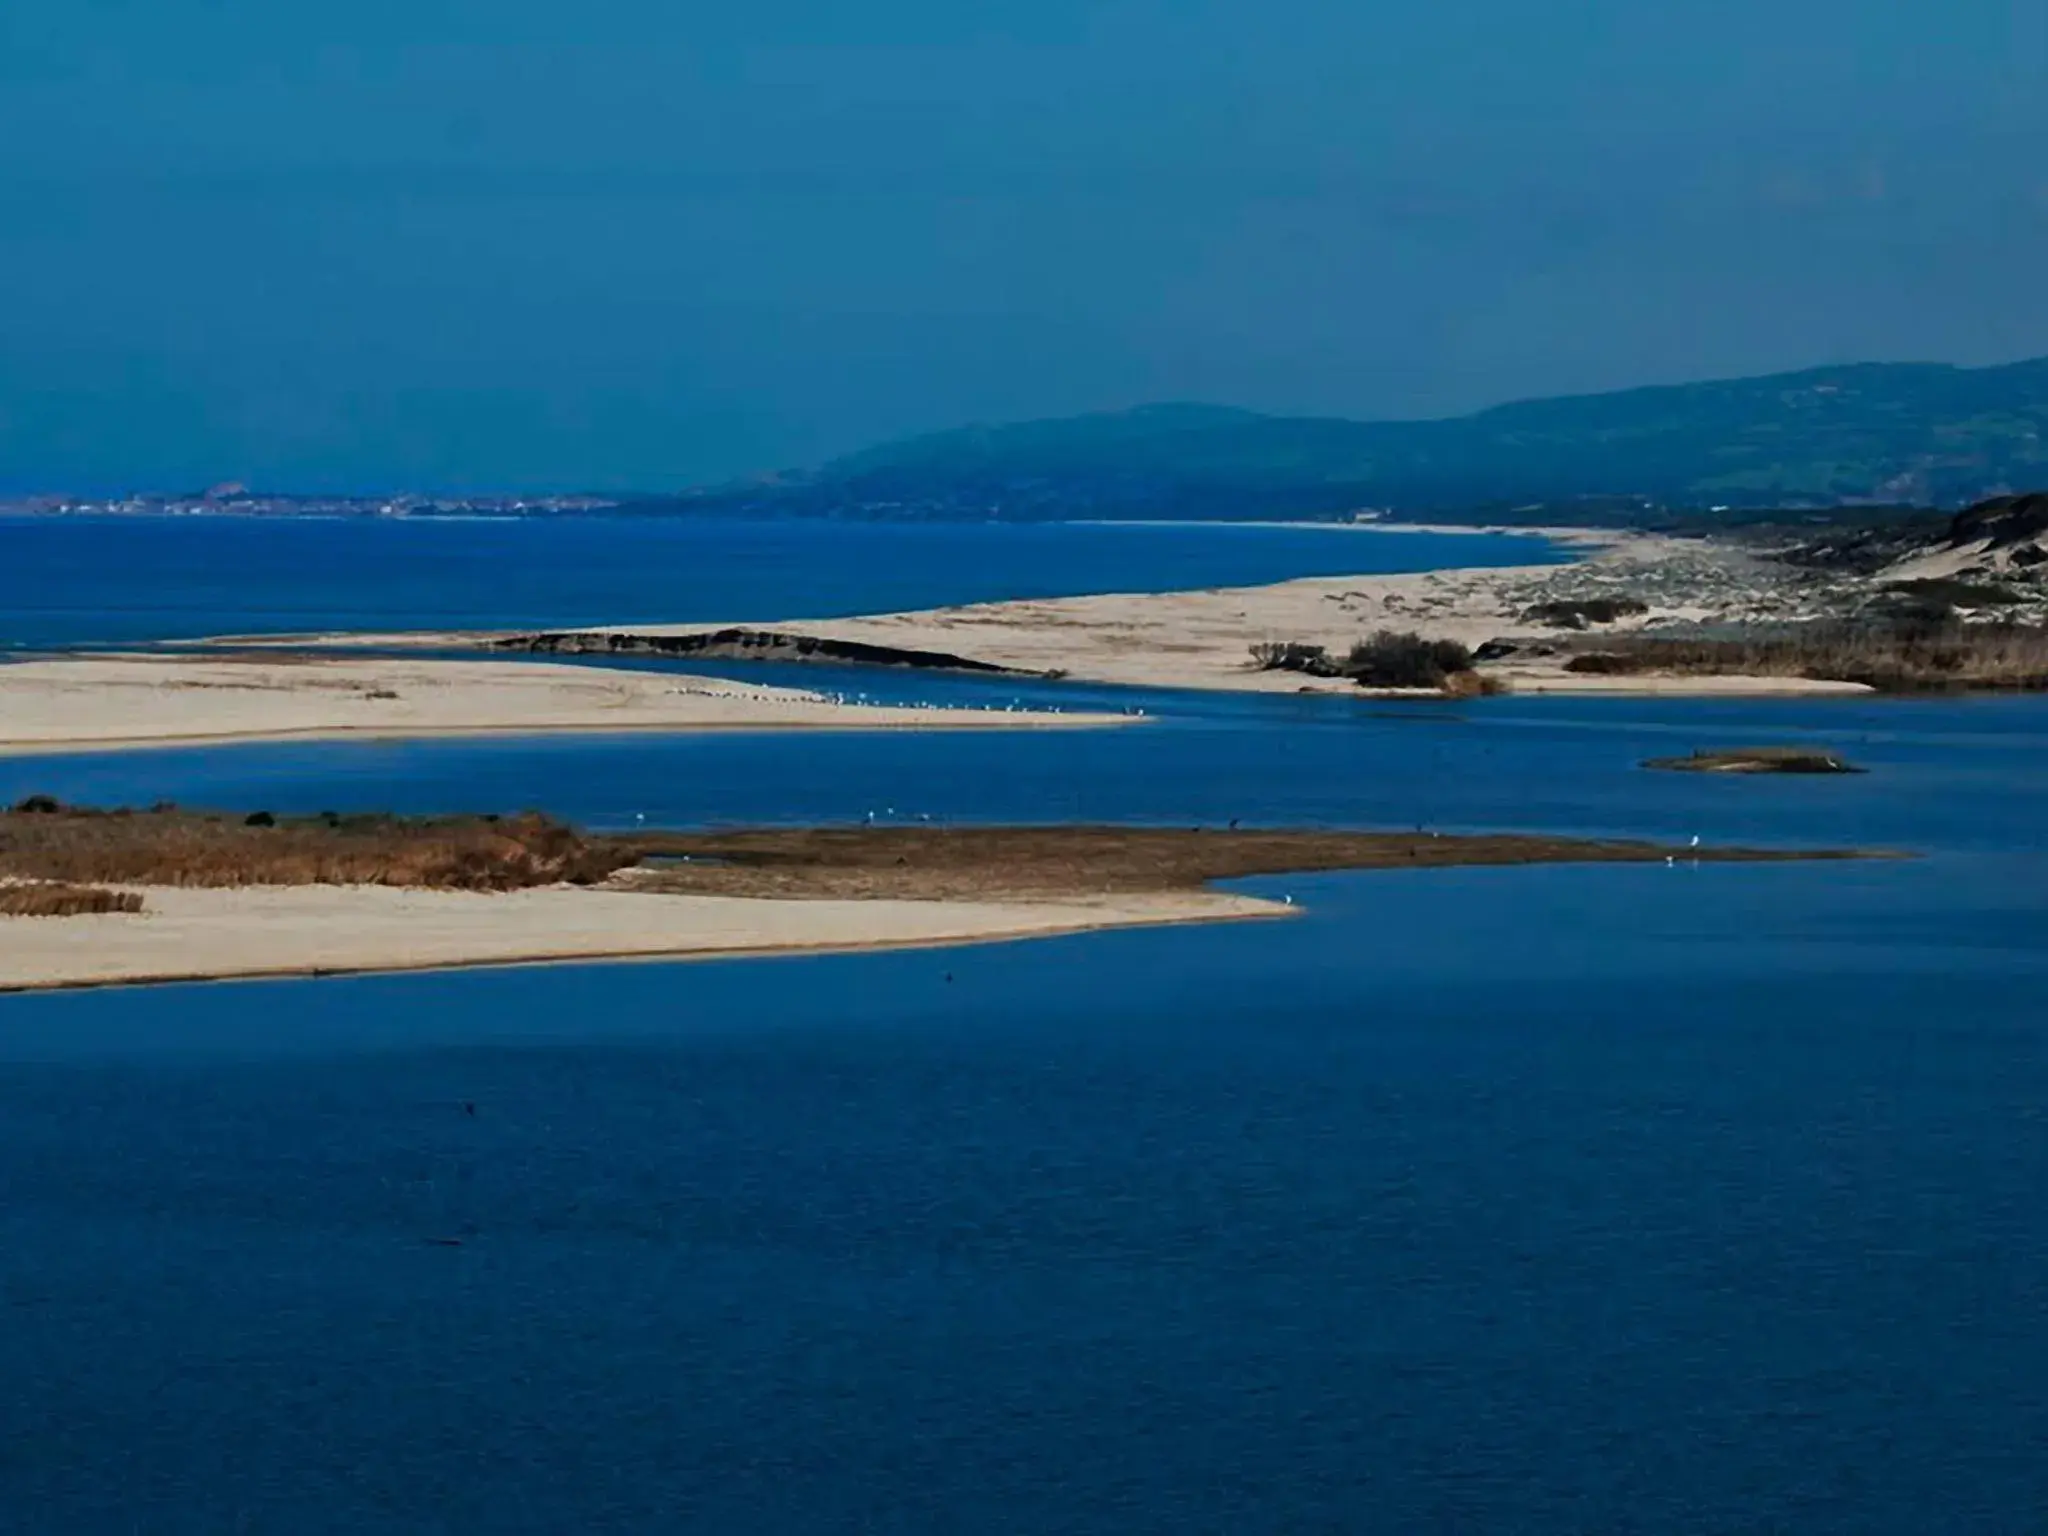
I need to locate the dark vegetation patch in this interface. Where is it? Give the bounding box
[622,826,1860,901]
[1249,641,1345,678]
[0,809,1866,909]
[1345,631,1477,688]
[1562,620,2048,691]
[500,627,1036,676]
[1949,492,2048,550]
[1878,577,2026,607]
[1773,493,2048,574]
[1251,630,1479,690]
[0,803,633,892]
[0,882,145,917]
[1771,517,1953,574]
[1519,596,1650,629]
[1643,747,1863,775]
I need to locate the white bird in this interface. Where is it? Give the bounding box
[1689,835,1701,848]
[1282,894,1294,906]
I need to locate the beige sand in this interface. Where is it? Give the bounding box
[203,526,1872,696]
[0,653,1132,756]
[0,883,1280,993]
[502,530,1864,696]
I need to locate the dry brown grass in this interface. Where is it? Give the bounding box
[1439,669,1505,699]
[0,803,634,892]
[0,882,145,917]
[1564,622,2048,691]
[621,825,1859,901]
[0,806,1870,909]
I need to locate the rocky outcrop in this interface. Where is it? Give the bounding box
[1643,747,1863,774]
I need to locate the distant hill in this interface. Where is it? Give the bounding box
[660,358,2048,523]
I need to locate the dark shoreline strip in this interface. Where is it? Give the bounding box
[497,627,1040,676]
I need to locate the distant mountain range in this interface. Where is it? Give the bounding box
[656,357,2048,524]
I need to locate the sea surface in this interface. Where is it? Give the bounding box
[0,513,1559,648]
[2,523,2046,1532]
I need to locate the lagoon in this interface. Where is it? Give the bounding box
[2,678,2045,1531]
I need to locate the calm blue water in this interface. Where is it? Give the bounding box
[0,514,1560,648]
[3,678,2047,1531]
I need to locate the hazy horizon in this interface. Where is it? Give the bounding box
[5,0,2044,493]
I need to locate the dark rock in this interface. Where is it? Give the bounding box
[1643,747,1864,775]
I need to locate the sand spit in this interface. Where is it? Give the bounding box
[0,883,1279,993]
[676,531,1864,695]
[246,530,1870,697]
[0,818,1871,994]
[0,654,1131,757]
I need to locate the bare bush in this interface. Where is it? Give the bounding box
[1249,641,1343,677]
[1345,631,1476,689]
[1520,597,1650,629]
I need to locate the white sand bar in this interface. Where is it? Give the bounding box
[0,884,1281,993]
[705,531,1865,695]
[0,654,1130,756]
[263,530,1867,697]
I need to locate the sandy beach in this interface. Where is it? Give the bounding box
[686,536,1867,695]
[710,529,1865,695]
[0,653,1131,757]
[0,882,1277,993]
[239,529,1871,697]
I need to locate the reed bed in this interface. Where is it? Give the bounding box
[0,802,635,893]
[0,881,145,918]
[1565,621,2048,691]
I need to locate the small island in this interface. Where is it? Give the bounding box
[1642,747,1864,774]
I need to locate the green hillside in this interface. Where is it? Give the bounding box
[690,358,2048,521]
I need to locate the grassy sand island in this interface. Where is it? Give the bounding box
[0,802,1866,992]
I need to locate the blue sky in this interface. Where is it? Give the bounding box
[3,0,2044,491]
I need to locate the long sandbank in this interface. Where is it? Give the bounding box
[227,530,1872,697]
[0,883,1276,994]
[0,653,1130,757]
[0,814,1870,994]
